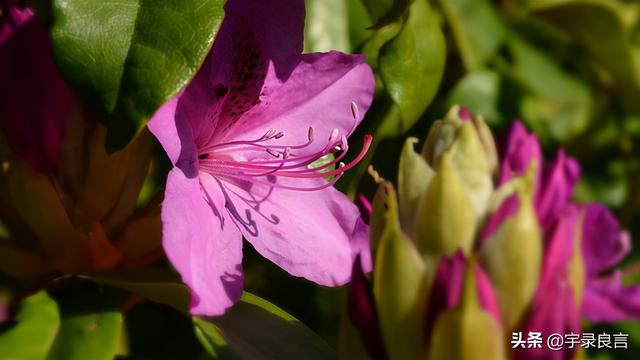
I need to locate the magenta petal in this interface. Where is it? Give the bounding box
[222,51,375,157]
[475,263,501,322]
[581,204,630,277]
[162,169,244,315]
[348,255,387,360]
[517,278,580,360]
[539,205,580,289]
[222,178,358,286]
[582,272,640,322]
[536,150,580,230]
[480,194,520,243]
[425,251,501,342]
[499,121,542,185]
[165,0,305,148]
[350,218,372,273]
[0,6,73,172]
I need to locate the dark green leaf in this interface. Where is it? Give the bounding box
[506,36,593,142]
[361,0,393,23]
[84,268,191,314]
[51,0,225,151]
[196,293,336,360]
[436,0,507,70]
[530,0,640,109]
[378,0,445,134]
[369,0,411,29]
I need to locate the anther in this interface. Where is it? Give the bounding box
[264,128,276,139]
[307,127,314,141]
[267,149,280,158]
[351,101,359,119]
[329,128,339,141]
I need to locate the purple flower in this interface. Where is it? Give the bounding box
[148,0,374,315]
[0,2,73,172]
[424,251,501,343]
[581,204,638,322]
[497,121,640,356]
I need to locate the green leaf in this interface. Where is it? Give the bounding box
[444,70,504,127]
[84,268,191,314]
[196,293,336,360]
[530,0,640,109]
[504,35,593,142]
[370,0,411,29]
[304,0,351,52]
[378,0,446,134]
[47,311,123,360]
[0,291,60,360]
[361,0,394,23]
[436,0,507,70]
[51,0,225,151]
[84,269,334,359]
[347,0,373,49]
[193,318,235,360]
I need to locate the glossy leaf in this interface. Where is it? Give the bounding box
[304,0,350,52]
[50,0,225,150]
[507,36,593,143]
[0,291,60,360]
[436,0,507,70]
[85,268,191,314]
[198,293,336,360]
[378,0,445,133]
[48,311,123,360]
[369,0,411,29]
[530,0,640,108]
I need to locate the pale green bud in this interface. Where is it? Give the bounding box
[416,152,477,258]
[373,182,430,360]
[479,164,542,330]
[427,259,507,360]
[422,106,497,218]
[398,137,434,237]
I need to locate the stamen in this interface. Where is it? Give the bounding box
[351,101,359,119]
[308,127,314,141]
[196,109,373,192]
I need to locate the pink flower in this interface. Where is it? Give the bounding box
[148,0,374,315]
[497,121,640,358]
[424,251,501,342]
[0,2,73,172]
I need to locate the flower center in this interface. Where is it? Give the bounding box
[197,102,372,192]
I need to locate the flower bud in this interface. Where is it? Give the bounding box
[479,165,542,330]
[398,137,434,236]
[372,182,429,359]
[416,152,477,258]
[422,106,497,217]
[427,258,507,360]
